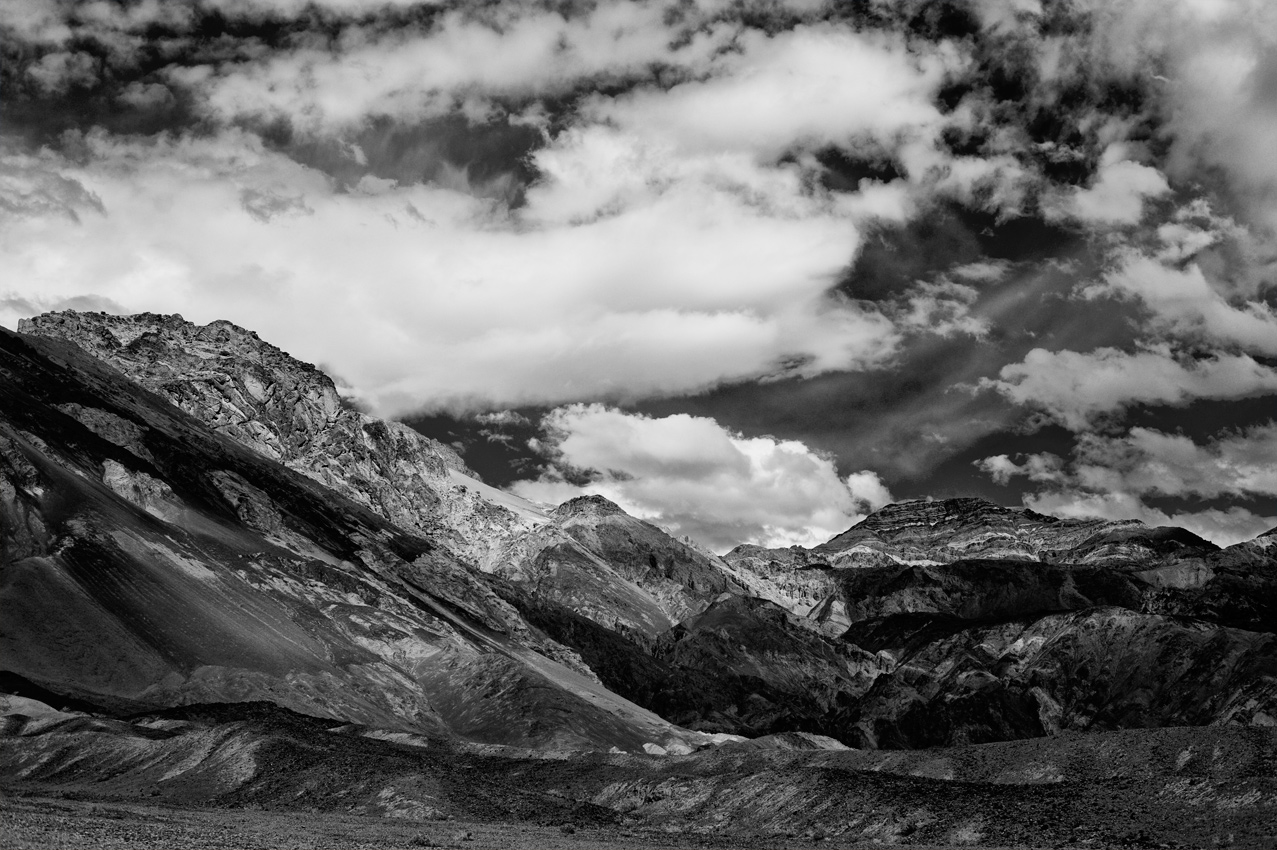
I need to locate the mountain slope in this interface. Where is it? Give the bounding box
[0,326,715,753]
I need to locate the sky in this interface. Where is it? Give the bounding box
[2,0,1275,552]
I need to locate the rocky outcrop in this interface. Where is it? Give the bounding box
[17,311,544,567]
[724,497,1227,631]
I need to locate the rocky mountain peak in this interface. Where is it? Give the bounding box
[818,495,1162,561]
[18,310,534,566]
[553,494,627,519]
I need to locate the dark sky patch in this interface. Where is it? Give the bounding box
[278,114,543,201]
[405,408,550,487]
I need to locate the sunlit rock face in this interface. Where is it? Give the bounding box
[0,326,721,754]
[484,494,757,639]
[17,311,545,568]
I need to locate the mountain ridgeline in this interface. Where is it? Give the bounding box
[5,311,1276,753]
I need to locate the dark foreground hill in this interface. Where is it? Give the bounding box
[2,699,1275,849]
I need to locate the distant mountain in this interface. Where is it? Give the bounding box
[0,325,721,753]
[718,500,1276,746]
[485,493,769,639]
[725,496,1224,631]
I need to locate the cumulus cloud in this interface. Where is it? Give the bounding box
[894,279,987,337]
[117,81,175,110]
[0,129,913,414]
[982,345,1277,431]
[4,0,1275,543]
[1005,0,1277,232]
[975,452,1065,486]
[512,405,894,551]
[1046,145,1170,226]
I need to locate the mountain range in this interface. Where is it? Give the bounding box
[3,310,1275,846]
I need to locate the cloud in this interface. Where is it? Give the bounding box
[1046,145,1170,226]
[511,404,894,551]
[1023,489,1273,548]
[26,50,101,94]
[0,128,917,414]
[117,81,176,110]
[188,3,740,131]
[587,24,955,159]
[983,423,1277,500]
[1083,254,1277,355]
[1011,0,1277,232]
[0,149,105,221]
[982,345,1277,431]
[975,452,1065,486]
[976,422,1277,546]
[0,0,74,45]
[893,279,987,338]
